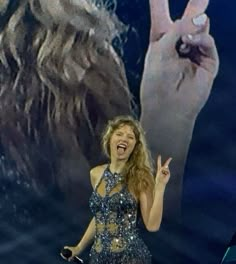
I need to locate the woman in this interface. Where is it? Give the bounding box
[62,116,172,263]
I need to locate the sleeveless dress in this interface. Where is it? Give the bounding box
[89,166,152,264]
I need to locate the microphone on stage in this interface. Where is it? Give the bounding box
[60,248,84,263]
[221,232,236,263]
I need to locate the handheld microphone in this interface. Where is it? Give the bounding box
[60,248,84,263]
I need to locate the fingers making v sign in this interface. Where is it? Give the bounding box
[141,0,219,120]
[155,155,172,186]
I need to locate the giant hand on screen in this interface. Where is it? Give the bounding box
[141,0,219,120]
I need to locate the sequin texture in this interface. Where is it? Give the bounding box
[89,166,152,264]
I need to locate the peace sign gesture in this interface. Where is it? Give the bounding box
[150,0,210,40]
[155,155,172,186]
[141,0,219,120]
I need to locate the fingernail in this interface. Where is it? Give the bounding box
[179,43,191,54]
[183,34,200,42]
[180,43,187,49]
[192,13,207,26]
[187,34,193,40]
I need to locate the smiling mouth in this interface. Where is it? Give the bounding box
[117,144,127,154]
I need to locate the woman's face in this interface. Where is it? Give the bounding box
[109,124,137,162]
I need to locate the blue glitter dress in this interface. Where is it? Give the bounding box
[89,166,152,264]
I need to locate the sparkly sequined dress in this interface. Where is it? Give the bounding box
[89,166,152,264]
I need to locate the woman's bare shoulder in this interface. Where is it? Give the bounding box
[90,164,107,189]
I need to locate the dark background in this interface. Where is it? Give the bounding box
[0,0,236,263]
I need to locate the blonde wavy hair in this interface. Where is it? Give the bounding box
[0,0,132,193]
[102,116,155,198]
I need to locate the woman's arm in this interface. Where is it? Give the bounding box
[140,0,219,219]
[63,217,95,260]
[139,183,166,232]
[62,166,104,260]
[139,156,171,232]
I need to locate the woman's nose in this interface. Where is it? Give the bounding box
[122,136,129,141]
